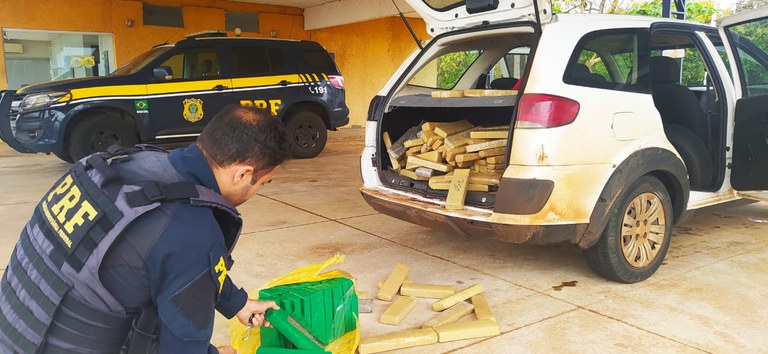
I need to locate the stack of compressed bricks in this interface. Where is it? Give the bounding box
[383,120,508,210]
[358,263,498,354]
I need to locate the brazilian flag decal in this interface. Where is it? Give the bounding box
[134,100,149,111]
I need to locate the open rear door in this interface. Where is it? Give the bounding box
[405,0,552,36]
[719,7,768,201]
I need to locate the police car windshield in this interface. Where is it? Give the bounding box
[111,47,171,76]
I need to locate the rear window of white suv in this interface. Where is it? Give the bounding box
[408,49,482,89]
[422,0,465,10]
[564,28,650,93]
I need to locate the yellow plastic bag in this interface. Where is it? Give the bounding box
[227,255,359,354]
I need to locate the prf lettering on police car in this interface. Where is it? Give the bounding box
[239,99,282,116]
[41,174,98,248]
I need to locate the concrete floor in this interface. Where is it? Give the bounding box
[1,130,767,353]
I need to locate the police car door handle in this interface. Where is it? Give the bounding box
[212,84,229,91]
[279,80,290,86]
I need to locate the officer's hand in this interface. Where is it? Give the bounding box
[217,345,237,354]
[236,299,280,327]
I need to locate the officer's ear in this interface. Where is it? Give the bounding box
[232,164,256,185]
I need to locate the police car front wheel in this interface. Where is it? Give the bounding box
[286,111,327,159]
[53,151,74,163]
[69,115,138,161]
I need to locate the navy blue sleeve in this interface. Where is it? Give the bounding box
[147,205,236,353]
[216,275,248,318]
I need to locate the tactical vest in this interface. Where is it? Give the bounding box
[0,146,242,353]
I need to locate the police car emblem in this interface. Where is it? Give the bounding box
[183,98,204,123]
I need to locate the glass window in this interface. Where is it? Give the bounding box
[225,11,260,33]
[230,46,280,77]
[725,18,768,97]
[112,47,170,76]
[423,0,465,11]
[300,49,335,72]
[158,47,218,80]
[143,4,184,28]
[488,46,530,86]
[268,48,285,71]
[2,29,116,90]
[564,29,649,93]
[409,50,482,89]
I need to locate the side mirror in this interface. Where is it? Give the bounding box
[153,66,173,82]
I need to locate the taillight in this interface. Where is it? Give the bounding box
[328,75,344,89]
[516,94,580,128]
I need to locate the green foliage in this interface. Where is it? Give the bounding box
[579,50,609,78]
[681,49,707,86]
[552,0,725,24]
[551,0,768,95]
[436,50,481,89]
[684,1,720,24]
[728,19,768,89]
[735,0,768,12]
[621,0,662,17]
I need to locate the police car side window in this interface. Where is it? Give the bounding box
[231,46,285,77]
[301,50,334,72]
[159,47,219,80]
[268,48,285,72]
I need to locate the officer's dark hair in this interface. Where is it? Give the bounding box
[197,105,288,181]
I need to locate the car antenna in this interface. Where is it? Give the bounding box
[391,0,423,50]
[159,29,181,46]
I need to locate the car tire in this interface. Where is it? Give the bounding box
[285,111,327,158]
[53,151,74,163]
[69,115,138,161]
[663,124,712,188]
[583,175,673,283]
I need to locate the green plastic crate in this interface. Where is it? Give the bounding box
[259,278,358,350]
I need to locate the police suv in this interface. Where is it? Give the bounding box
[0,32,349,162]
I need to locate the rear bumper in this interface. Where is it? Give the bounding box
[329,107,349,129]
[360,186,587,245]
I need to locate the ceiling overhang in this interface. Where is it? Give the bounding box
[231,0,418,30]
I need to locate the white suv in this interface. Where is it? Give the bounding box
[360,0,768,283]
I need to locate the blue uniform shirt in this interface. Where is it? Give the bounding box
[100,144,247,353]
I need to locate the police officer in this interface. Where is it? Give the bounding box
[0,105,288,353]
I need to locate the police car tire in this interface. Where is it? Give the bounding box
[286,111,327,159]
[69,116,138,161]
[53,151,75,163]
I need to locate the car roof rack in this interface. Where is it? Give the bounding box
[185,30,228,39]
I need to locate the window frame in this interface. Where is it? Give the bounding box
[226,45,289,78]
[225,11,260,34]
[151,44,223,82]
[562,28,651,94]
[298,48,337,73]
[488,46,530,84]
[142,4,184,28]
[407,49,484,90]
[723,20,768,98]
[649,25,730,116]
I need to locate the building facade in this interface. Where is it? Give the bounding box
[0,0,426,127]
